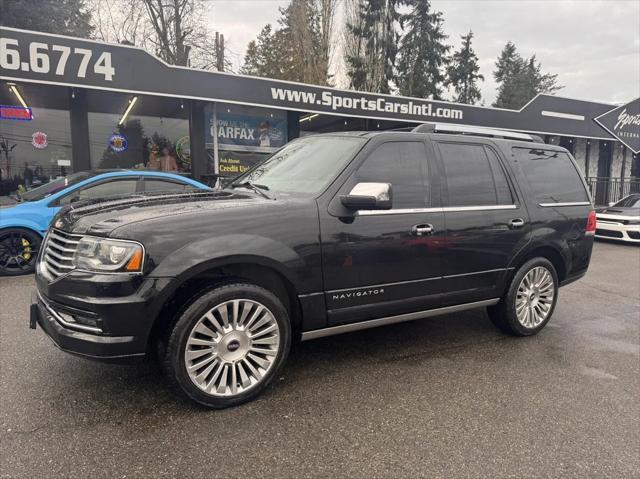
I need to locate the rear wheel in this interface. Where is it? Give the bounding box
[0,228,41,276]
[163,282,291,408]
[488,258,558,336]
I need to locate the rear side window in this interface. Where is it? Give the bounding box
[437,142,513,206]
[355,141,429,208]
[512,147,589,203]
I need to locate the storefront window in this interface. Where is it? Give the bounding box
[205,103,287,178]
[87,92,190,173]
[0,107,72,190]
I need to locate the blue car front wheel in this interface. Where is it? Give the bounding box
[0,228,42,276]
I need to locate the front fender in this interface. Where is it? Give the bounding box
[147,233,305,287]
[0,218,46,236]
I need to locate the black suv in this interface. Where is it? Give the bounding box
[30,124,596,408]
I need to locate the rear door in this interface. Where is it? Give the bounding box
[320,138,445,325]
[434,138,531,306]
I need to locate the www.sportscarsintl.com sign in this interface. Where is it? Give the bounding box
[0,26,631,142]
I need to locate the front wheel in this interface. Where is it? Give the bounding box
[0,228,42,276]
[488,258,558,336]
[163,282,291,408]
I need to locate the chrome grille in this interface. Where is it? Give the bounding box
[42,229,81,279]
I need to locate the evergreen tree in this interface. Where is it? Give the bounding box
[240,0,335,85]
[396,0,450,99]
[493,42,562,109]
[446,31,484,104]
[345,0,402,94]
[0,0,94,38]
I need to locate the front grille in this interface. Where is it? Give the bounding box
[42,229,82,279]
[595,229,623,238]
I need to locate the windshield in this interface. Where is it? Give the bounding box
[20,171,95,201]
[613,195,640,208]
[230,135,366,195]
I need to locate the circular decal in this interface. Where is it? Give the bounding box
[108,134,128,152]
[175,136,191,161]
[31,131,48,149]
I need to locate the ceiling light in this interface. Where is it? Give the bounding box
[118,96,138,126]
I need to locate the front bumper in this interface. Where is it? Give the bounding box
[31,291,143,361]
[595,220,640,243]
[31,270,175,362]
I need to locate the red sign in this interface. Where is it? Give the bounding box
[0,105,33,121]
[32,131,48,149]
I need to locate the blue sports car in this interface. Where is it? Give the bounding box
[0,170,210,275]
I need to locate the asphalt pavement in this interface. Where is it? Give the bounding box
[1,241,638,478]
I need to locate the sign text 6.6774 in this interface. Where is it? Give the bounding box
[0,38,115,81]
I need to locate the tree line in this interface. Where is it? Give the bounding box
[0,0,562,109]
[241,0,562,108]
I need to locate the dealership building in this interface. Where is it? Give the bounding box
[1,26,638,205]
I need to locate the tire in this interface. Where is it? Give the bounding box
[488,258,559,336]
[162,282,291,408]
[0,228,42,276]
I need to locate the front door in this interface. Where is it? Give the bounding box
[320,139,444,326]
[434,139,531,306]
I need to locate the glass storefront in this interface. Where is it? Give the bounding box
[87,92,190,173]
[205,103,287,178]
[0,95,73,188]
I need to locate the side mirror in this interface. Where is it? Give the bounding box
[340,182,392,210]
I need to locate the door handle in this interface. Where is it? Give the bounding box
[509,218,525,229]
[412,224,434,236]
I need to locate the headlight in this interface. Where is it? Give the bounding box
[73,237,144,273]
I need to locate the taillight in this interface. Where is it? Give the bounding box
[586,210,597,235]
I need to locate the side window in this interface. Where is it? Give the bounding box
[355,141,429,208]
[512,147,589,203]
[438,142,510,206]
[59,179,138,205]
[144,179,195,193]
[485,147,514,204]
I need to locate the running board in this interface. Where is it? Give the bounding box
[300,298,500,341]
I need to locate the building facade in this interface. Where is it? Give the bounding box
[1,27,638,204]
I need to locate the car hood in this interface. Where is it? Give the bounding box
[595,207,640,218]
[52,190,272,236]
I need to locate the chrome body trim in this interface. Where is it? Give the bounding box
[357,205,517,216]
[300,298,500,341]
[325,268,509,294]
[538,202,591,207]
[37,291,102,334]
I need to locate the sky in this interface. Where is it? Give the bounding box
[206,0,640,106]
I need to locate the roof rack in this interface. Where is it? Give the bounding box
[412,122,536,142]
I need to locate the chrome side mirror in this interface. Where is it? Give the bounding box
[340,182,392,210]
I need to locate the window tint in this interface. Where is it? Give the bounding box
[355,142,429,208]
[613,195,640,208]
[512,147,589,203]
[144,179,195,193]
[438,142,509,206]
[485,147,513,204]
[60,179,138,204]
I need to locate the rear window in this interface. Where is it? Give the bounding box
[512,147,589,203]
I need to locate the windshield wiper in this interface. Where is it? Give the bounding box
[230,181,272,200]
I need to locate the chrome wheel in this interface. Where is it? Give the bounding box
[515,266,555,328]
[184,299,281,397]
